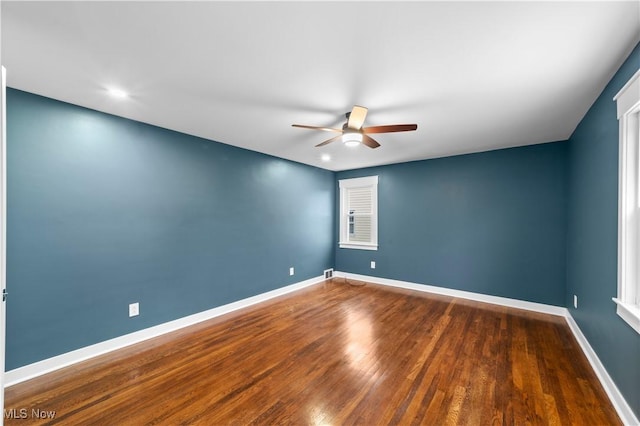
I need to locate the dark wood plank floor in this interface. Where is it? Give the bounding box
[5,278,621,425]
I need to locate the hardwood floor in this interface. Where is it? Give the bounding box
[5,278,621,425]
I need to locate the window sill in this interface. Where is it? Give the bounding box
[612,298,640,334]
[339,242,378,251]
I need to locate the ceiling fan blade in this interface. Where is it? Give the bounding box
[362,135,381,149]
[362,124,418,134]
[315,134,343,147]
[347,105,368,130]
[292,124,343,133]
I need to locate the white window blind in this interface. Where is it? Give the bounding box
[347,186,373,243]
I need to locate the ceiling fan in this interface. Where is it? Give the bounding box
[292,105,417,149]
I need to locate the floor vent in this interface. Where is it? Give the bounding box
[324,268,334,279]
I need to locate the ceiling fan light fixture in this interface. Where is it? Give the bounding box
[342,132,362,147]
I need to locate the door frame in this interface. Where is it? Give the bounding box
[1,65,8,426]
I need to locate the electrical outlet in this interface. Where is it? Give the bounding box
[371,261,376,269]
[573,295,578,309]
[129,302,139,317]
[324,268,333,279]
[289,267,295,276]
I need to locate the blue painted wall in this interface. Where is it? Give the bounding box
[335,142,568,306]
[6,89,335,370]
[566,42,640,417]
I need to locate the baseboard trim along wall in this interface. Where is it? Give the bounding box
[564,314,639,426]
[334,271,568,316]
[334,271,638,426]
[4,274,325,387]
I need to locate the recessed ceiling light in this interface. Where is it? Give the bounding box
[107,87,129,99]
[321,154,331,162]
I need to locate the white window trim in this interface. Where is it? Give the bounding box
[614,68,640,334]
[339,176,378,251]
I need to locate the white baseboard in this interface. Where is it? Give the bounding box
[334,271,638,425]
[334,271,568,316]
[565,314,639,426]
[4,275,325,387]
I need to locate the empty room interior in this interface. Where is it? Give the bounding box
[1,1,640,425]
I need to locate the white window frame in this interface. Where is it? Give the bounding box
[339,176,378,250]
[614,68,640,334]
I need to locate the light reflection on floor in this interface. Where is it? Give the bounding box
[306,305,381,426]
[307,402,332,426]
[343,305,379,374]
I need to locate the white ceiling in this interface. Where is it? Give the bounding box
[2,1,639,171]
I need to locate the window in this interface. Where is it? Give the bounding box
[339,176,378,250]
[614,68,640,334]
